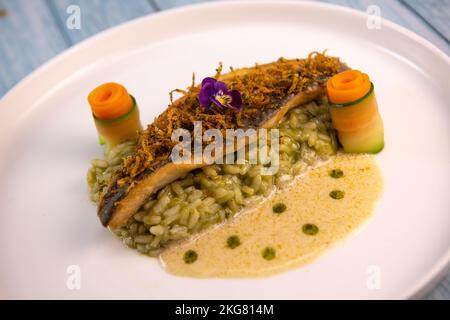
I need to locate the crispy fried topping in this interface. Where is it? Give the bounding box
[122,52,341,180]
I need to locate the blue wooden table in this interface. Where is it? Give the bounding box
[0,0,448,299]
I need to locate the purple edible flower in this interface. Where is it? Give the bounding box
[198,77,242,111]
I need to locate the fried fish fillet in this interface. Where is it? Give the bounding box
[98,53,346,229]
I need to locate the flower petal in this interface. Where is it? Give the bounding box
[201,77,216,87]
[214,80,229,94]
[228,90,243,110]
[198,92,211,108]
[199,83,215,108]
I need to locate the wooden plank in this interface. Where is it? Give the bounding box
[153,0,213,11]
[47,0,155,45]
[401,0,450,41]
[155,0,449,54]
[426,272,450,300]
[0,0,68,96]
[316,0,449,54]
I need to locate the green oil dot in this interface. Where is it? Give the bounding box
[329,190,345,199]
[227,235,241,249]
[302,223,319,236]
[183,250,198,264]
[272,203,287,214]
[262,247,276,261]
[329,169,344,179]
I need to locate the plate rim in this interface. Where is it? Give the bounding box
[0,0,449,299]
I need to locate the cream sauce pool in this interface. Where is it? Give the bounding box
[160,154,383,277]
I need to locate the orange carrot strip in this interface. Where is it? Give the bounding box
[88,82,133,120]
[326,70,371,104]
[329,90,379,132]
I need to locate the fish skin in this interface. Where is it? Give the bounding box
[98,57,347,229]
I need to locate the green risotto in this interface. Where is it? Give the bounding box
[87,97,337,256]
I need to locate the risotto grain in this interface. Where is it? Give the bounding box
[87,98,337,256]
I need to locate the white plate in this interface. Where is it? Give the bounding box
[0,1,449,299]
